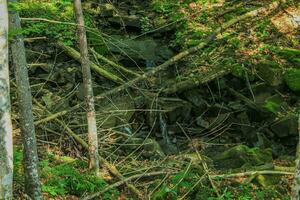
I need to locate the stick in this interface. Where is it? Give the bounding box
[211,170,293,179]
[56,41,124,84]
[162,69,229,94]
[94,0,286,100]
[34,104,81,125]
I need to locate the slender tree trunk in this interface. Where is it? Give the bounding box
[0,1,13,199]
[9,0,42,199]
[74,0,99,172]
[292,114,300,200]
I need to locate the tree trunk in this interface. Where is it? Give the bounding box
[9,0,42,199]
[74,0,100,172]
[0,1,13,199]
[292,114,300,200]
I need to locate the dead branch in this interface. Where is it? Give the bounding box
[211,170,293,179]
[90,48,140,77]
[163,68,229,94]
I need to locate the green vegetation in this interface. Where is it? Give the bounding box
[14,149,119,198]
[10,0,94,45]
[9,0,300,199]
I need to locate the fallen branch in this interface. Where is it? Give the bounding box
[56,41,124,84]
[211,170,293,179]
[32,99,145,199]
[162,68,229,94]
[90,48,140,77]
[83,171,175,200]
[34,104,81,126]
[94,0,286,100]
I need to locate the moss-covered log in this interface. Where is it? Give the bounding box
[57,41,124,84]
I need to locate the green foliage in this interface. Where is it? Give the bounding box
[13,148,24,184]
[40,159,118,198]
[13,149,119,198]
[284,69,300,92]
[255,19,271,40]
[152,170,198,200]
[141,16,153,33]
[263,100,280,114]
[11,0,94,45]
[204,183,289,200]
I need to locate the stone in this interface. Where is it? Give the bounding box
[82,3,115,17]
[106,36,173,66]
[270,114,298,138]
[96,96,135,129]
[258,61,283,86]
[108,15,141,28]
[213,145,272,169]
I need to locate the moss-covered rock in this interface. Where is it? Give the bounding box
[284,69,300,92]
[270,114,298,138]
[258,61,283,86]
[213,145,272,170]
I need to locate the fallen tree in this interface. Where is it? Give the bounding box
[57,41,125,84]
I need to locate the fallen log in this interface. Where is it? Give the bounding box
[94,0,286,100]
[57,41,124,84]
[90,48,140,77]
[162,68,230,94]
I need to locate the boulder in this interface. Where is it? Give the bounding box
[96,96,135,129]
[257,61,283,86]
[108,15,141,28]
[270,114,298,138]
[213,145,272,169]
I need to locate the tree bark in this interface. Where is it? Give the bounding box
[0,1,13,199]
[9,0,42,199]
[292,114,300,200]
[74,0,99,172]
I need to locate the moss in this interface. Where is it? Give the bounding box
[214,145,272,170]
[284,69,300,92]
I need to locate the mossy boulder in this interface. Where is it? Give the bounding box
[124,137,165,159]
[213,145,272,170]
[258,61,283,86]
[96,96,135,129]
[284,69,300,92]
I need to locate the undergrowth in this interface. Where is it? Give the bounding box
[13,149,119,199]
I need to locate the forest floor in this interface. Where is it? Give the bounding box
[11,0,300,199]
